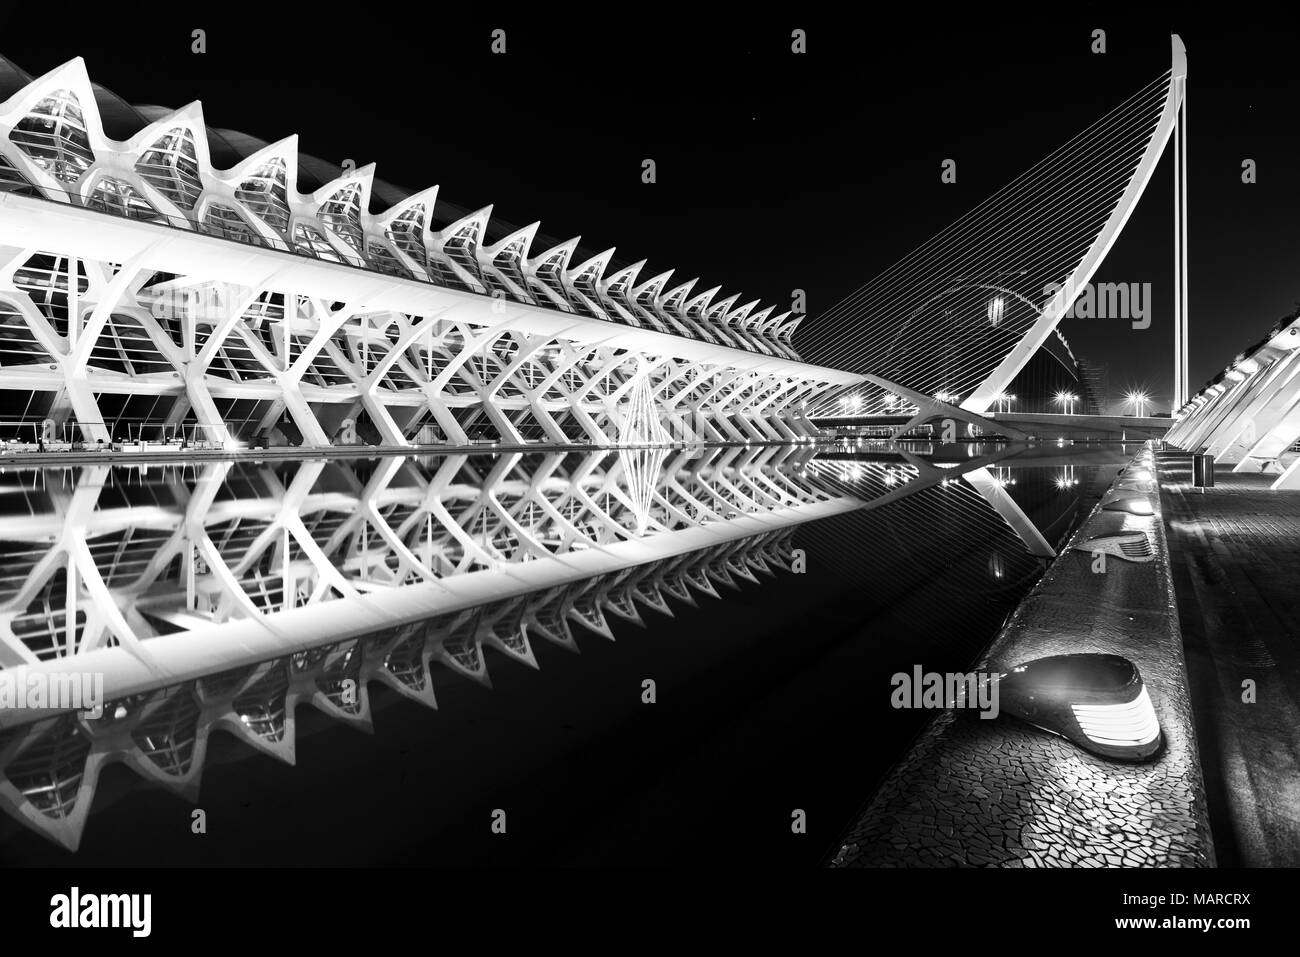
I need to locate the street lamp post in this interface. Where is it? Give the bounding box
[1054,391,1078,416]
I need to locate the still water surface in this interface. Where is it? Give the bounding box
[0,442,1128,864]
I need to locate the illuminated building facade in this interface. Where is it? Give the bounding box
[1167,309,1300,488]
[0,56,859,450]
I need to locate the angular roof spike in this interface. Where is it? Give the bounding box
[439,204,493,241]
[601,258,647,298]
[568,605,616,641]
[568,245,616,280]
[125,99,204,143]
[484,629,540,669]
[374,184,440,227]
[436,638,494,687]
[726,299,761,325]
[662,277,698,307]
[0,56,90,112]
[608,258,646,278]
[0,56,103,141]
[217,705,298,765]
[310,690,375,732]
[632,269,675,299]
[310,161,375,206]
[223,133,300,179]
[529,235,581,269]
[374,662,440,710]
[604,594,646,628]
[126,100,214,167]
[485,220,540,258]
[527,611,582,653]
[684,285,722,314]
[706,292,741,320]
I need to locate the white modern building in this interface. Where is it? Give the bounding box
[0,55,859,451]
[1166,310,1300,488]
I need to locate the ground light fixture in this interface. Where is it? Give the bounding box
[996,653,1163,760]
[1103,495,1155,516]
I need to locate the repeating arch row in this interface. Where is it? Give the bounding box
[0,56,805,364]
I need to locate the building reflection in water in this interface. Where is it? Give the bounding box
[0,442,1103,851]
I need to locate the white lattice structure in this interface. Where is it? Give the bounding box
[0,525,802,851]
[0,441,1066,849]
[0,56,859,450]
[0,446,846,686]
[0,443,1051,717]
[0,445,849,847]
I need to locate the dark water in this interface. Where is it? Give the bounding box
[0,442,1128,866]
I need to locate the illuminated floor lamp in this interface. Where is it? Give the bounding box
[995,653,1163,761]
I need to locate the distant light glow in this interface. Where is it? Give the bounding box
[987,296,1005,327]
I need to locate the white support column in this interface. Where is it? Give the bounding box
[278,385,332,447]
[1173,76,1190,409]
[61,379,112,443]
[358,390,411,446]
[1181,87,1190,409]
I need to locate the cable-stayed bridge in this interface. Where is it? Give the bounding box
[0,38,1190,452]
[799,35,1190,438]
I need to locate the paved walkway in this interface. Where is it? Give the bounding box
[1157,453,1300,866]
[829,454,1213,867]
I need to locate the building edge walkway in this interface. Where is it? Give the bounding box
[1155,452,1300,866]
[828,448,1214,867]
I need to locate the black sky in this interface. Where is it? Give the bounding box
[1,6,1296,411]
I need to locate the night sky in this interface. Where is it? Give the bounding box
[1,6,1296,412]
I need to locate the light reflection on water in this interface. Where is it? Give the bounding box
[0,442,1129,865]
